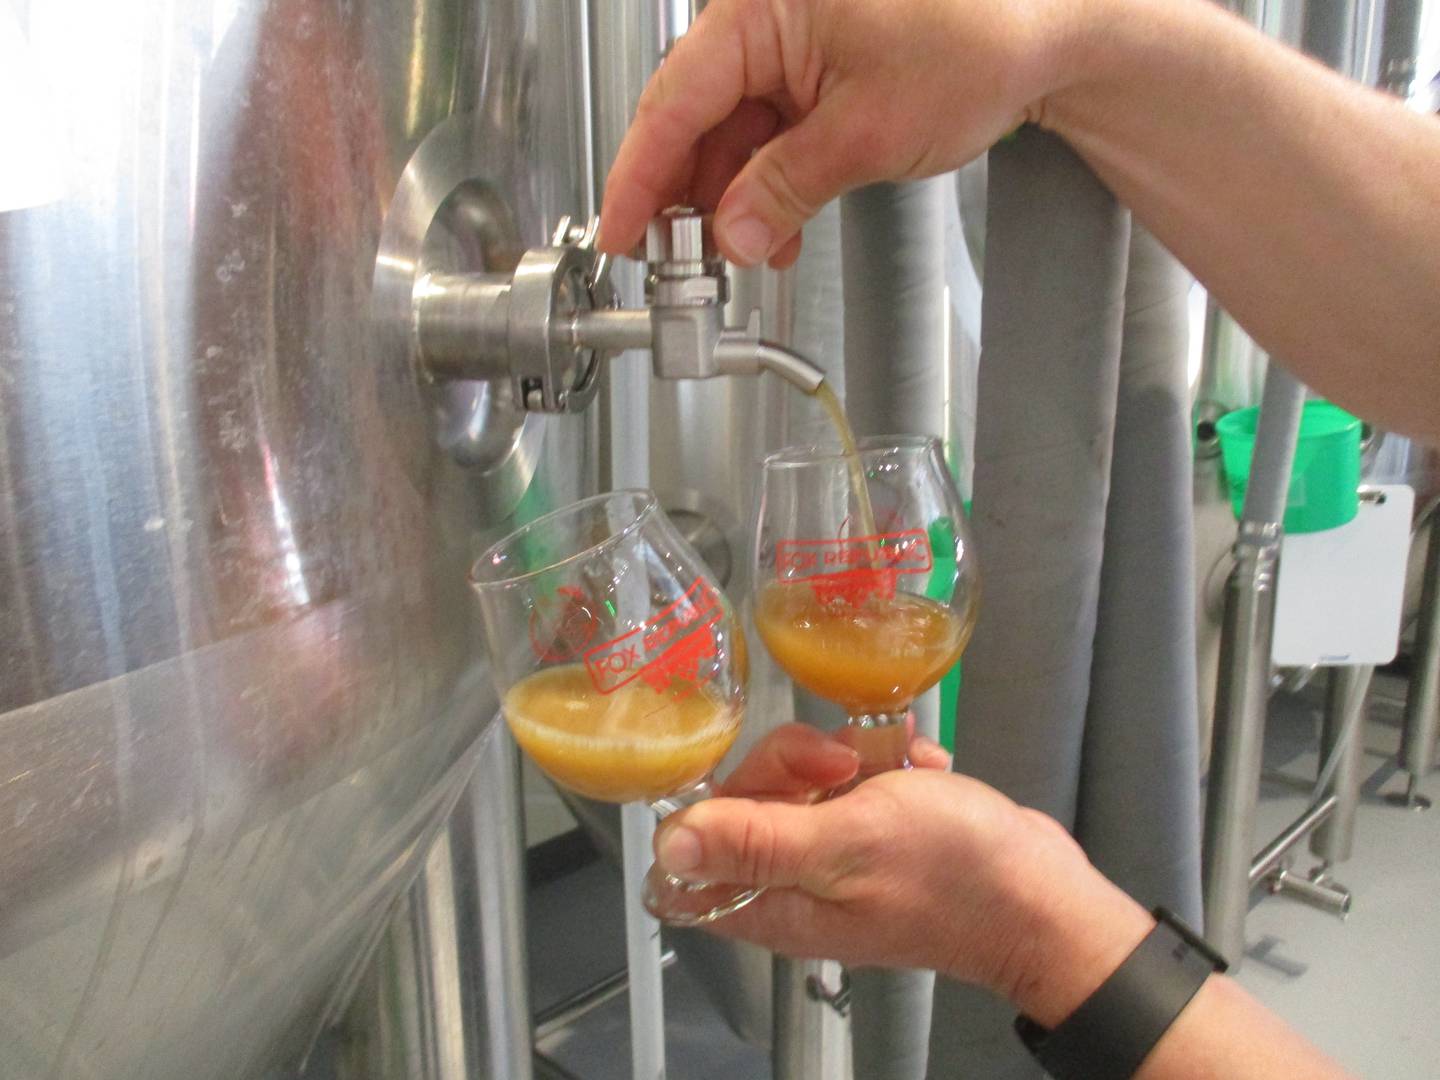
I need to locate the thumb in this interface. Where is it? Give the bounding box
[655,797,842,892]
[713,96,875,266]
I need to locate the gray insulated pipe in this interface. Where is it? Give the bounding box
[929,127,1130,1079]
[837,179,950,1080]
[928,132,1203,1074]
[933,128,1134,1080]
[1074,222,1203,925]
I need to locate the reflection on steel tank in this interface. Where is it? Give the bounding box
[0,0,590,1077]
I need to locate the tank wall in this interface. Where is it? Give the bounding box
[0,1,592,1077]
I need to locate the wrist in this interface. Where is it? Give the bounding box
[1038,0,1239,143]
[1001,856,1156,1027]
[1024,0,1135,131]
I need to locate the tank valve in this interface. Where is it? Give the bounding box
[412,207,824,414]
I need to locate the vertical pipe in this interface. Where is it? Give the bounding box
[1202,530,1279,964]
[1301,0,1362,74]
[336,734,530,1080]
[839,177,949,1080]
[1310,665,1372,863]
[930,125,1130,1078]
[1377,0,1426,99]
[1202,365,1305,964]
[1076,223,1204,927]
[772,957,848,1080]
[1399,518,1440,801]
[587,7,674,1078]
[590,0,658,495]
[469,728,536,1080]
[620,804,666,1080]
[1239,367,1306,528]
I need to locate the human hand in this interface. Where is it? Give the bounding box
[659,723,1154,1024]
[597,0,1098,268]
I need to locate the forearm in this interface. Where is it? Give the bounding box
[996,868,1351,1079]
[1043,0,1440,443]
[1137,975,1353,1079]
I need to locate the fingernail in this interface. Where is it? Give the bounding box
[818,740,861,767]
[657,825,702,876]
[721,215,773,265]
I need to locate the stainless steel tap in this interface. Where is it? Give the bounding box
[412,207,825,413]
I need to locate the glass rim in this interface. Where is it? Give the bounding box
[468,488,659,591]
[761,434,943,469]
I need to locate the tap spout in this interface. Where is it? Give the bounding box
[714,332,826,394]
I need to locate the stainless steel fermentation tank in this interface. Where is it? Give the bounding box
[0,1,596,1077]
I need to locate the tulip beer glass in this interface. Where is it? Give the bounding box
[753,437,980,781]
[469,490,757,924]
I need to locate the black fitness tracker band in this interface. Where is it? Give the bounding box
[1014,906,1229,1080]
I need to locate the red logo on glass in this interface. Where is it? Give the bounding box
[583,579,722,694]
[528,586,601,662]
[776,530,933,605]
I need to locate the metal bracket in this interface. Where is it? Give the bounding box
[805,968,852,1017]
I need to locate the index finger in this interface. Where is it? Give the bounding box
[595,3,751,254]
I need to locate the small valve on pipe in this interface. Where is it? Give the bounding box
[411,206,824,414]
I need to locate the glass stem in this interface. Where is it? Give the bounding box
[649,773,719,819]
[835,712,912,782]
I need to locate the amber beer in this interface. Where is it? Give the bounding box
[504,666,741,803]
[756,529,972,713]
[504,578,742,803]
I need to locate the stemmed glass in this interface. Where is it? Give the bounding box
[469,490,759,925]
[753,436,980,782]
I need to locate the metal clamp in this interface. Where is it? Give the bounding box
[506,219,617,413]
[413,214,619,414]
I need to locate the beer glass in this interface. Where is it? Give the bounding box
[753,436,980,782]
[469,490,759,925]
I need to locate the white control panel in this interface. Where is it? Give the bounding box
[1273,484,1414,667]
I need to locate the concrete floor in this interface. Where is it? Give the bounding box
[1237,674,1440,1079]
[529,859,768,1080]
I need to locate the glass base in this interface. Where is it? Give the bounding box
[641,775,766,925]
[641,867,764,926]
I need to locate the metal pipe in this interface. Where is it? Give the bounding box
[619,801,666,1080]
[469,727,535,1080]
[336,732,532,1080]
[1202,365,1305,964]
[565,308,655,351]
[773,956,849,1080]
[1202,530,1281,963]
[533,951,678,1040]
[1377,0,1426,99]
[1249,793,1338,885]
[1267,866,1353,917]
[1310,664,1372,864]
[415,272,513,381]
[590,0,658,489]
[588,2,667,1072]
[1240,367,1306,527]
[1398,516,1440,805]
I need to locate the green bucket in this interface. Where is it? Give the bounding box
[1215,401,1361,533]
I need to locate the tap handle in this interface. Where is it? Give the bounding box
[645,207,722,274]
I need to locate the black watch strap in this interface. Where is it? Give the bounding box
[1014,907,1229,1080]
